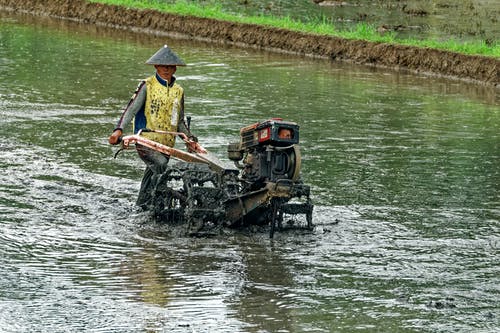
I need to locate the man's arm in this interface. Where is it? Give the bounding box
[177,95,197,140]
[109,81,147,145]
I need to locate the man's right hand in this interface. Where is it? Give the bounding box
[108,129,123,145]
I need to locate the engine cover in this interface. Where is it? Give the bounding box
[240,118,299,149]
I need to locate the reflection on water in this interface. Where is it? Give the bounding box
[0,11,499,333]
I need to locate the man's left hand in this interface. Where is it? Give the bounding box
[186,139,206,154]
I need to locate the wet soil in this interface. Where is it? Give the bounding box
[1,0,498,86]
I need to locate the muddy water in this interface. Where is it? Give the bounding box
[1,12,499,333]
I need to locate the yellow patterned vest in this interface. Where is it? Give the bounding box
[142,75,184,147]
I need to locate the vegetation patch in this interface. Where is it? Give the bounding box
[88,0,499,58]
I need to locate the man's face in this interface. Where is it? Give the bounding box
[155,65,177,81]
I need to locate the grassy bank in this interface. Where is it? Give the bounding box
[88,0,499,58]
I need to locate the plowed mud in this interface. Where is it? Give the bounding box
[1,0,498,86]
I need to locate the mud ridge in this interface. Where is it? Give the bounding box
[0,0,498,86]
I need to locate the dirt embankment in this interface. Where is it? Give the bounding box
[1,0,498,86]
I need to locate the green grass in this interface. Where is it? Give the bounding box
[87,0,499,58]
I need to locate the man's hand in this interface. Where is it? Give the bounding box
[108,129,123,145]
[186,138,207,154]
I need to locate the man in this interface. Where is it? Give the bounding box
[108,45,198,207]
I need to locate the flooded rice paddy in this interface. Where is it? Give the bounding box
[0,12,499,333]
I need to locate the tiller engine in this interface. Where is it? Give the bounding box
[117,118,313,237]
